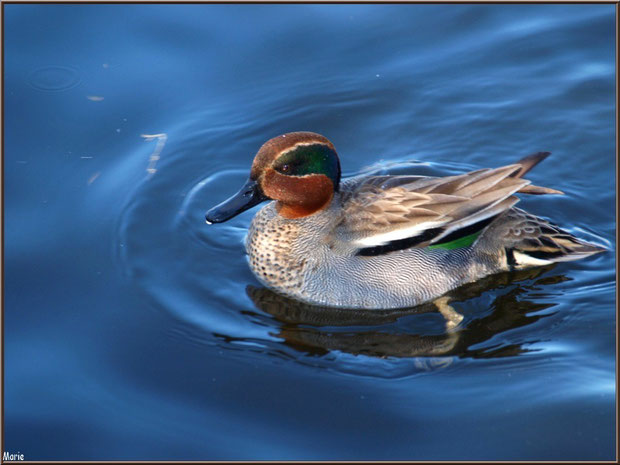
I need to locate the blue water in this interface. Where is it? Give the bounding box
[3,4,616,461]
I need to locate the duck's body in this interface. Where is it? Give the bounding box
[206,132,604,309]
[246,198,491,308]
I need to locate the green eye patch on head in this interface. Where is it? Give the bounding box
[274,144,341,190]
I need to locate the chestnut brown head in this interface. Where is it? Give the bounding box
[205,132,341,223]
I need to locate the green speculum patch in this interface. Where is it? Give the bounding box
[274,144,341,189]
[427,231,482,250]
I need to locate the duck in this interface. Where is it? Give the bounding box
[205,131,605,310]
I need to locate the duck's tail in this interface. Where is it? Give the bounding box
[498,208,606,270]
[511,151,565,195]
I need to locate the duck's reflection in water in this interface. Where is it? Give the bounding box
[245,266,568,359]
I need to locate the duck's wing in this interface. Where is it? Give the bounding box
[332,153,562,255]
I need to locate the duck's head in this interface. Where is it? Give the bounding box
[205,132,341,223]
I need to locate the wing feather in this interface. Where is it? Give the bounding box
[330,159,560,253]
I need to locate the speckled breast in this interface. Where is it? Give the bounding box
[246,203,308,296]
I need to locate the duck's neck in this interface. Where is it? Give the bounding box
[276,190,334,219]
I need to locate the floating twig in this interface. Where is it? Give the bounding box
[141,133,167,178]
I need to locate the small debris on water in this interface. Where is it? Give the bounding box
[141,133,167,178]
[88,172,101,185]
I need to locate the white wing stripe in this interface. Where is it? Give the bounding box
[353,220,447,247]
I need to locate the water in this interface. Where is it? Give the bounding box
[3,4,616,461]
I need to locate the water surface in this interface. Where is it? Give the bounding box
[3,4,616,460]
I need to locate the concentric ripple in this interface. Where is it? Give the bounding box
[28,65,82,92]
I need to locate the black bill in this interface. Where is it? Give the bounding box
[205,178,268,224]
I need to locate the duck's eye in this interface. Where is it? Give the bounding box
[279,164,291,173]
